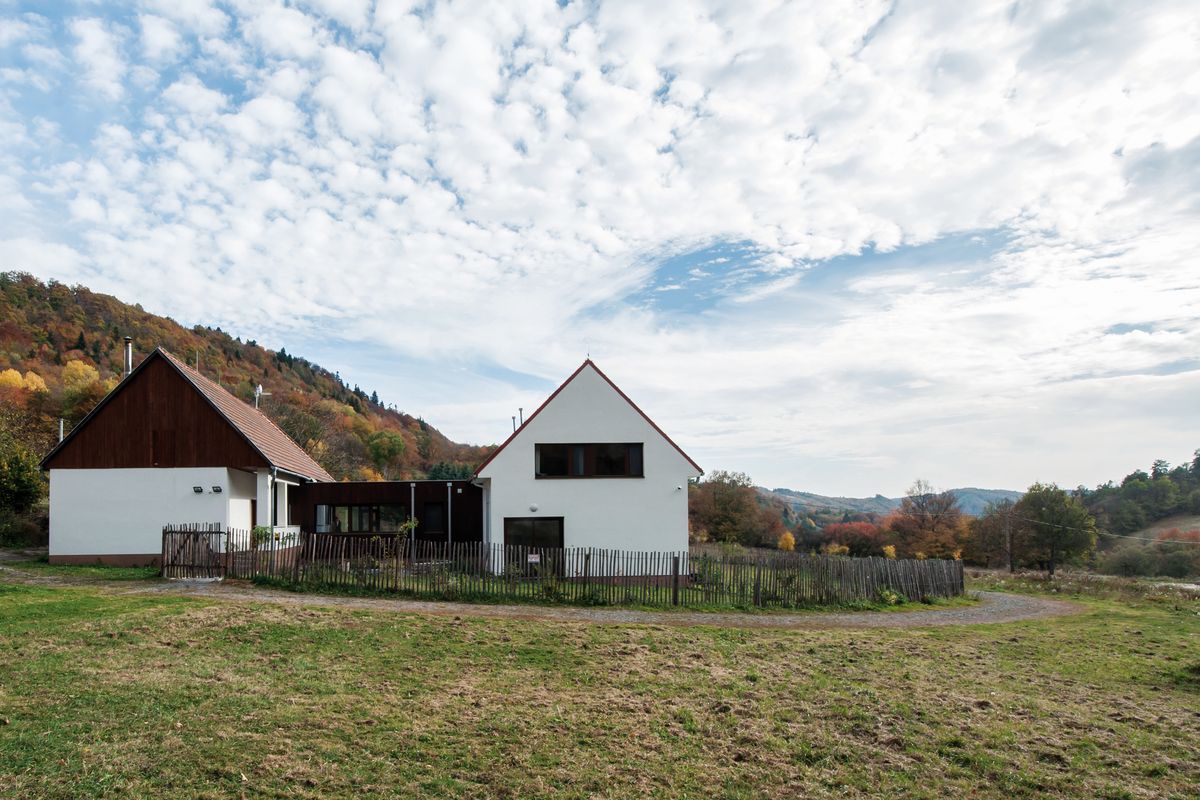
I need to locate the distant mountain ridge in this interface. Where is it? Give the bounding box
[761,486,1024,517]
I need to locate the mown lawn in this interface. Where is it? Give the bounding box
[6,559,160,582]
[0,578,1197,799]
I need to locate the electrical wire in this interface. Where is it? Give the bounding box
[1008,513,1200,545]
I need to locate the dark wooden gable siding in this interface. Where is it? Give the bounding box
[44,355,269,471]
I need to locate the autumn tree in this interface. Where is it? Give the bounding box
[688,471,787,546]
[819,521,890,556]
[966,499,1016,569]
[1012,483,1096,576]
[887,480,968,558]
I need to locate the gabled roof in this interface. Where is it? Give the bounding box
[42,347,334,482]
[474,359,702,476]
[157,349,334,481]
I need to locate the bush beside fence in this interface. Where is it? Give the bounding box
[161,525,964,608]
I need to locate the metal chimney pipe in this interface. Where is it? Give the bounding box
[512,415,517,432]
[518,407,523,426]
[123,337,133,377]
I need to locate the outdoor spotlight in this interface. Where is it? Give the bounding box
[192,486,203,494]
[529,503,538,512]
[212,486,223,493]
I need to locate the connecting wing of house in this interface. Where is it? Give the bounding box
[475,359,702,552]
[42,347,330,564]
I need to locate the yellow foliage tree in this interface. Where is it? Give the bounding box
[353,466,385,482]
[22,371,47,392]
[61,360,101,390]
[882,544,897,559]
[821,542,849,556]
[0,369,23,390]
[777,531,795,551]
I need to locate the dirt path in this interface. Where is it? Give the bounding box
[0,559,1081,629]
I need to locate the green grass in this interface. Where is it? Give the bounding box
[0,579,1197,799]
[5,559,161,582]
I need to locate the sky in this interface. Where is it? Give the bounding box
[1,0,1198,497]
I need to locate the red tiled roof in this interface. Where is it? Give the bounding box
[474,359,702,476]
[158,349,334,482]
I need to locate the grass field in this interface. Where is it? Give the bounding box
[0,574,1197,799]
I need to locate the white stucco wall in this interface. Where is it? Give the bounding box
[228,468,256,530]
[477,364,701,553]
[48,467,257,560]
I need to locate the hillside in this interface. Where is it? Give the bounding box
[0,272,494,480]
[762,486,1024,517]
[1134,514,1200,538]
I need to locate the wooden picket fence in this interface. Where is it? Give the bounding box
[161,526,964,608]
[161,523,226,579]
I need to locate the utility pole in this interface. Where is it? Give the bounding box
[1005,504,1014,573]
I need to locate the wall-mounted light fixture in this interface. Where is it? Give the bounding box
[192,486,203,494]
[529,503,538,512]
[211,486,223,493]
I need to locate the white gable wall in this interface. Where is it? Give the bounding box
[477,365,700,553]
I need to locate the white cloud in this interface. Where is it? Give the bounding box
[140,0,228,38]
[162,74,227,116]
[139,14,184,62]
[69,17,127,100]
[3,0,1199,493]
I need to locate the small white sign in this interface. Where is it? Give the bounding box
[527,553,541,564]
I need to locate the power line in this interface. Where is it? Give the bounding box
[1009,513,1200,545]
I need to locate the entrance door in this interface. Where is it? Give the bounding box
[421,502,446,541]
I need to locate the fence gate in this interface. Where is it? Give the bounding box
[161,525,227,579]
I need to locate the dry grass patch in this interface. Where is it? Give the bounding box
[0,581,1197,799]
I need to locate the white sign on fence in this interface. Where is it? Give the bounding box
[527,553,541,564]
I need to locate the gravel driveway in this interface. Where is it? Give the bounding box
[133,578,1080,629]
[0,554,1080,629]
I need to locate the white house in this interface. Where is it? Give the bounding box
[42,350,700,565]
[475,359,703,552]
[41,346,332,565]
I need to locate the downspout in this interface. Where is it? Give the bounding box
[447,481,453,545]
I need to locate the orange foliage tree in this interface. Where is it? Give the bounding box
[886,480,969,558]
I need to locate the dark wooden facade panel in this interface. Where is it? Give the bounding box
[44,357,269,471]
[294,480,484,543]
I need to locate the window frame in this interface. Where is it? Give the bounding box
[533,443,644,479]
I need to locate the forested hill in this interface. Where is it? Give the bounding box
[763,487,1024,517]
[0,272,494,480]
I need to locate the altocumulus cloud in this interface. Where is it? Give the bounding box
[0,0,1197,495]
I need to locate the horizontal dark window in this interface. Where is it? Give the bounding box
[534,443,643,478]
[316,504,409,533]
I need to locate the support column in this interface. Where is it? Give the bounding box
[256,470,273,527]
